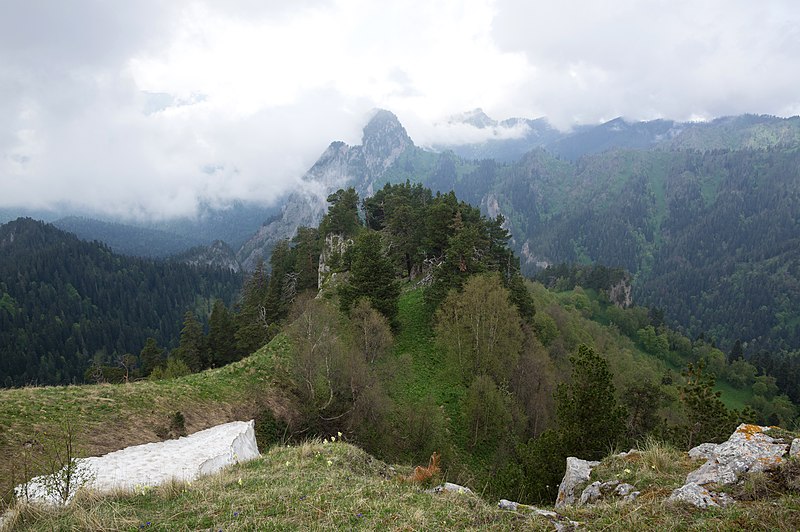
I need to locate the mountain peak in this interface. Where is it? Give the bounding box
[362,109,412,147]
[360,109,413,172]
[457,108,497,128]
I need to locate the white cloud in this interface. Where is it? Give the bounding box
[1,0,799,219]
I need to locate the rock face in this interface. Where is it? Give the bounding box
[555,457,600,508]
[16,420,259,505]
[606,275,633,308]
[669,424,791,508]
[317,233,353,290]
[236,110,412,271]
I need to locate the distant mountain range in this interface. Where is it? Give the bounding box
[5,109,800,353]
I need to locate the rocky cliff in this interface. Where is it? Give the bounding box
[236,110,412,271]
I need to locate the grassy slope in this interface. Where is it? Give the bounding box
[537,283,758,411]
[385,289,464,420]
[0,336,292,503]
[7,439,800,531]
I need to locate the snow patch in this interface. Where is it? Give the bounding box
[15,420,259,505]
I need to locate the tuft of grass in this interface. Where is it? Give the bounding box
[586,438,698,500]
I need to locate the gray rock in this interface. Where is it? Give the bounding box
[623,491,640,502]
[685,424,788,487]
[599,480,619,493]
[579,481,602,505]
[497,499,580,531]
[427,482,473,495]
[614,483,636,497]
[668,482,732,509]
[498,499,518,511]
[556,457,600,508]
[790,438,800,458]
[688,442,719,460]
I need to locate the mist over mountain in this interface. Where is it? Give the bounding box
[236,110,800,356]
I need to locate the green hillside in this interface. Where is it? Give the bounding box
[2,181,797,528]
[6,432,800,530]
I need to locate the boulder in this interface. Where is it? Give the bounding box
[579,481,602,505]
[685,424,788,486]
[790,438,800,458]
[16,420,260,505]
[614,483,639,501]
[671,424,793,509]
[668,482,733,509]
[427,482,473,495]
[555,457,600,508]
[688,442,718,460]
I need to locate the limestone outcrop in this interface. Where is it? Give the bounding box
[668,424,793,508]
[15,420,260,505]
[555,457,600,508]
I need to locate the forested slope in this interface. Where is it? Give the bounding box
[0,218,242,387]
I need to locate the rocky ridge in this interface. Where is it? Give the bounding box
[236,110,412,271]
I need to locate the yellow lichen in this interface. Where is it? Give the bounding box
[736,424,765,440]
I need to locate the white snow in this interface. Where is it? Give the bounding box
[15,420,260,505]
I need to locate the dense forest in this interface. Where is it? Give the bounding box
[0,218,242,387]
[371,141,800,393]
[215,184,796,504]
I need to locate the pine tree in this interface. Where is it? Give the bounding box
[206,300,237,367]
[173,311,204,372]
[555,344,627,459]
[139,337,164,377]
[677,360,739,447]
[338,231,400,325]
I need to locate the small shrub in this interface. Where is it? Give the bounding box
[254,409,289,450]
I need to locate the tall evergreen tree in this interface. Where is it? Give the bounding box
[319,188,360,237]
[338,231,400,325]
[206,299,238,367]
[555,344,627,459]
[235,259,271,354]
[139,337,164,377]
[173,311,204,372]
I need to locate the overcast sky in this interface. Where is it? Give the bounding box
[2,0,798,219]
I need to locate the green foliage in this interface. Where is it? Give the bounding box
[206,300,238,367]
[674,361,739,448]
[435,274,523,384]
[464,375,516,450]
[556,344,627,459]
[517,429,566,503]
[0,218,241,387]
[319,187,360,237]
[173,311,204,372]
[350,299,394,364]
[139,337,164,377]
[149,356,191,380]
[234,259,272,355]
[338,231,400,325]
[637,325,669,359]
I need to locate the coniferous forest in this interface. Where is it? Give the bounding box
[0,218,242,387]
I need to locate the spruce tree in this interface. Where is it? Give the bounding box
[235,259,271,354]
[139,337,164,377]
[555,344,627,459]
[206,300,237,366]
[174,311,204,372]
[338,231,399,325]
